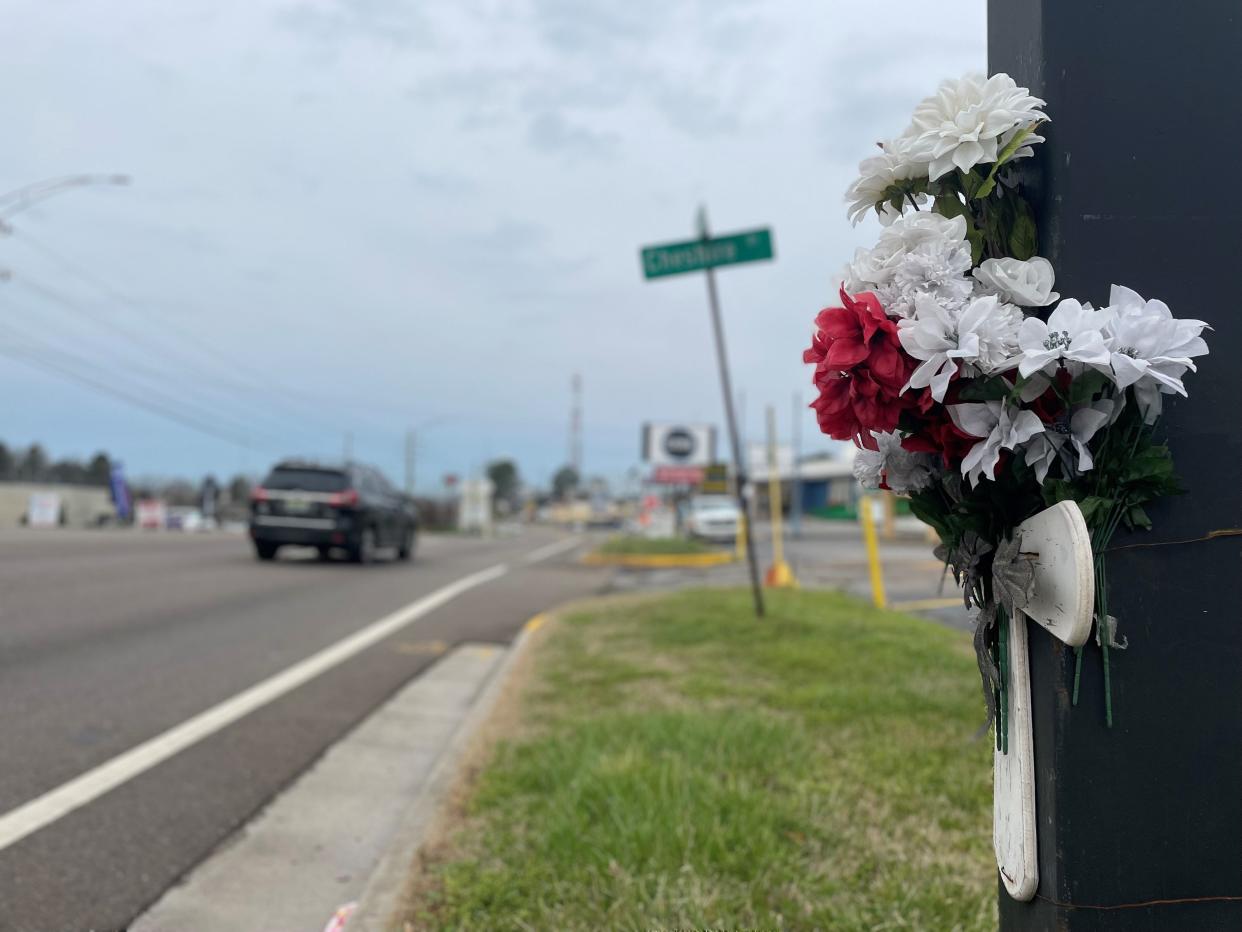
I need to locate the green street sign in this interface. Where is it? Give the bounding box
[640,228,774,280]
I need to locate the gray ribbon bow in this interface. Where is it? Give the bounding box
[939,531,1037,734]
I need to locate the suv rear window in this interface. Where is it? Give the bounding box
[263,468,348,493]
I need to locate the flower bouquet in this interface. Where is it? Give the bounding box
[805,73,1209,729]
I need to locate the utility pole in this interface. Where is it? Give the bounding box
[343,431,353,463]
[404,429,416,495]
[569,373,583,478]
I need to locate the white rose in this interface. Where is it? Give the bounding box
[972,256,1059,307]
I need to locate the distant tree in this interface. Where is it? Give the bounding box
[162,480,198,507]
[48,458,86,485]
[485,459,519,508]
[552,465,579,501]
[0,443,12,481]
[17,444,48,482]
[228,474,252,504]
[86,452,113,487]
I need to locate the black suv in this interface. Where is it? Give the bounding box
[249,460,417,563]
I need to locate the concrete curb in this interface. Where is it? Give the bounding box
[347,613,551,931]
[580,550,734,569]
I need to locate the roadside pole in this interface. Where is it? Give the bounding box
[763,404,795,588]
[790,392,803,540]
[992,2,1242,926]
[702,228,765,617]
[858,495,887,610]
[638,211,773,618]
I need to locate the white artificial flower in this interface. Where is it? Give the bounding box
[903,72,1048,180]
[844,137,928,226]
[898,293,1023,401]
[972,256,1059,307]
[853,432,939,493]
[842,212,974,318]
[1019,399,1114,483]
[1100,285,1209,422]
[949,401,1045,487]
[1013,298,1112,378]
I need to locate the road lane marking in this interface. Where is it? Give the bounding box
[523,537,581,564]
[0,562,509,852]
[523,613,547,633]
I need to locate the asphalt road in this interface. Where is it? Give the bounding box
[0,526,607,932]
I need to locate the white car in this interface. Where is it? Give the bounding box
[684,495,741,542]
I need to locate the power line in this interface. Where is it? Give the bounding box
[2,276,310,443]
[0,343,267,453]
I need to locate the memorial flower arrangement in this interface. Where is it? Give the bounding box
[807,72,1210,729]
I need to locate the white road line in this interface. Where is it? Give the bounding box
[524,537,582,564]
[0,562,510,852]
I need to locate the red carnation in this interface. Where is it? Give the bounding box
[803,289,917,442]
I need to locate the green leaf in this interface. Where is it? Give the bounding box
[1125,505,1152,530]
[1077,495,1115,524]
[966,225,985,265]
[1040,479,1075,507]
[1067,369,1109,405]
[933,193,968,221]
[975,123,1043,199]
[959,168,983,199]
[1008,211,1037,261]
[957,377,1011,401]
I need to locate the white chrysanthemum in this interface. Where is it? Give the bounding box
[903,72,1047,180]
[1101,285,1209,422]
[898,293,1023,401]
[853,432,938,493]
[841,212,974,318]
[972,256,1059,307]
[1013,298,1112,378]
[844,137,928,226]
[949,401,1045,487]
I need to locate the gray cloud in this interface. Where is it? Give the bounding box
[528,111,619,156]
[277,0,434,48]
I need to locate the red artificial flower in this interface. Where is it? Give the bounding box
[803,289,917,442]
[902,413,978,468]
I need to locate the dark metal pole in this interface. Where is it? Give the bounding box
[699,208,765,618]
[991,2,1242,927]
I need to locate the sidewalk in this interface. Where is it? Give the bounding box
[133,641,510,932]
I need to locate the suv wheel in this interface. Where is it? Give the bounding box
[351,526,377,564]
[254,541,279,561]
[397,528,415,561]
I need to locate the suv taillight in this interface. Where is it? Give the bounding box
[251,486,269,503]
[328,489,359,507]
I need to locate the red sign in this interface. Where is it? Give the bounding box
[652,466,704,485]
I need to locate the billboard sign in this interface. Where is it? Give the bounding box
[642,423,716,467]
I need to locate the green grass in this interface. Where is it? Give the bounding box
[404,589,994,931]
[595,534,714,555]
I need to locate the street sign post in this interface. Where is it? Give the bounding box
[638,212,774,618]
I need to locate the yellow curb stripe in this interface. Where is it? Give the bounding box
[580,551,736,569]
[523,613,547,633]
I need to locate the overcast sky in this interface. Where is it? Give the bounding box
[0,0,985,490]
